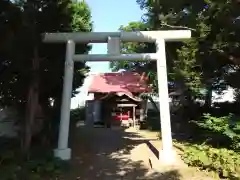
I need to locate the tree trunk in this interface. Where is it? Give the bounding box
[37,98,51,147]
[51,94,62,145]
[204,83,213,109]
[21,47,40,153]
[143,99,148,115]
[147,96,160,113]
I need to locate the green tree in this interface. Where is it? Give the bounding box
[113,0,240,111]
[0,0,92,151]
[135,0,239,107]
[110,22,152,71]
[110,21,160,92]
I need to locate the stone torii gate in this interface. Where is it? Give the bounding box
[43,30,191,163]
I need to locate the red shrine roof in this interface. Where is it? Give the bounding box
[88,72,152,94]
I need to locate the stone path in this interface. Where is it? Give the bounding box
[60,124,218,180]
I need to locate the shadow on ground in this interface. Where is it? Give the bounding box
[63,125,181,180]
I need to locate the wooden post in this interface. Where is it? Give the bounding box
[133,106,136,128]
[140,105,144,122]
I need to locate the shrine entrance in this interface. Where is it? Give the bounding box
[42,30,191,163]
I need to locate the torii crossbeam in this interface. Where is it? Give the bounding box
[42,30,191,164]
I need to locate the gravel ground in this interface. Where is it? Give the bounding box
[59,125,218,180]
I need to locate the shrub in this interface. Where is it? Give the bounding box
[175,142,240,179]
[211,102,240,116]
[146,110,161,131]
[70,107,86,122]
[174,113,240,179]
[0,143,69,180]
[190,113,240,150]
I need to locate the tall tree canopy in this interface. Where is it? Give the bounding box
[111,0,240,107]
[0,0,92,150]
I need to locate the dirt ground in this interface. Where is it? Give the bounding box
[59,124,219,180]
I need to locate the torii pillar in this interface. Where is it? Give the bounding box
[43,30,191,163]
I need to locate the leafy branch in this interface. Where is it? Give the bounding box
[160,22,197,32]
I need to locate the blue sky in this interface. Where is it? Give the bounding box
[71,0,144,108]
[71,1,235,109]
[85,0,144,73]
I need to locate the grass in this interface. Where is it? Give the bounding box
[146,110,240,179]
[174,141,240,179]
[0,138,69,180]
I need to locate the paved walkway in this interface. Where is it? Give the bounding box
[61,124,216,180]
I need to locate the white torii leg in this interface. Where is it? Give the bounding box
[54,40,75,160]
[42,30,191,162]
[156,39,175,163]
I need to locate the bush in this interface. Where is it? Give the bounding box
[175,142,240,179]
[190,113,240,150]
[142,110,160,131]
[0,141,69,180]
[211,102,240,116]
[174,113,240,179]
[70,107,86,122]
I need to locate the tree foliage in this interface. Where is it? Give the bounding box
[0,0,92,150]
[110,22,152,71]
[112,0,240,107]
[110,21,159,91]
[110,1,240,177]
